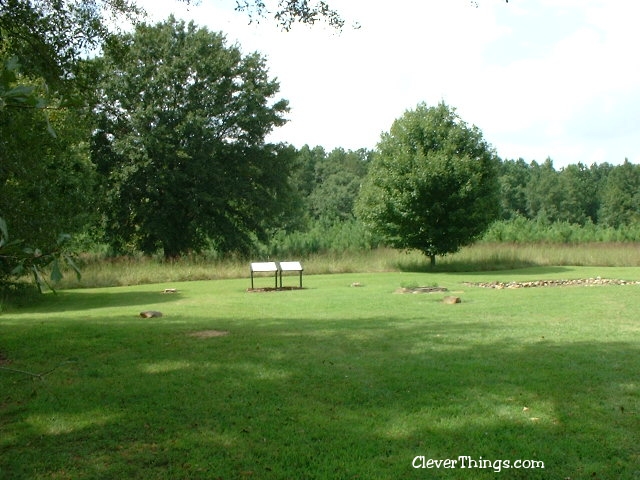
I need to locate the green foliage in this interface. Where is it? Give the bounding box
[524,159,598,224]
[1,52,91,296]
[598,159,640,227]
[234,0,346,30]
[292,146,372,224]
[93,17,292,258]
[356,102,500,265]
[0,57,48,110]
[0,217,81,293]
[0,81,97,252]
[289,145,325,198]
[497,159,620,227]
[261,219,381,257]
[482,216,640,243]
[498,157,530,219]
[1,56,98,276]
[0,0,143,94]
[559,162,600,223]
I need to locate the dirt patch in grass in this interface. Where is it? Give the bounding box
[0,350,10,365]
[394,286,449,294]
[187,330,230,338]
[246,287,303,293]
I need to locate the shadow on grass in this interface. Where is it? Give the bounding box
[1,315,638,479]
[396,257,572,276]
[445,265,573,278]
[13,288,183,314]
[394,254,539,273]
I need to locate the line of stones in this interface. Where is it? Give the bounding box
[463,278,640,289]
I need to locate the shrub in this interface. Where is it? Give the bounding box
[482,217,640,244]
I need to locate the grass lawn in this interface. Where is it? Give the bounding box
[1,266,639,479]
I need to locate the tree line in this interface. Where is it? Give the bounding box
[499,158,640,228]
[283,147,640,253]
[302,152,640,228]
[1,1,638,289]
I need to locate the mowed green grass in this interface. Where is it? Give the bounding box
[1,267,639,479]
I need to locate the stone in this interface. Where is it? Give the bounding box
[140,311,163,318]
[443,296,461,304]
[463,278,640,289]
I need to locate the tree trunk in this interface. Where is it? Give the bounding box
[430,255,436,268]
[163,242,181,261]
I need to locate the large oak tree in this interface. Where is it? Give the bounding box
[92,17,292,258]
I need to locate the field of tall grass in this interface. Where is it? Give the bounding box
[51,242,640,290]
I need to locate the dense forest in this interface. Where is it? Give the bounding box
[262,149,640,256]
[288,148,640,234]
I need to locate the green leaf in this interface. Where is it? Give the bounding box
[5,84,36,100]
[10,264,25,276]
[31,266,48,293]
[0,217,8,247]
[50,259,63,284]
[45,116,57,138]
[63,254,82,281]
[32,265,57,294]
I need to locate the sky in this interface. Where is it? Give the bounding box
[133,0,640,168]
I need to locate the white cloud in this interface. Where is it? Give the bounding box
[133,0,640,167]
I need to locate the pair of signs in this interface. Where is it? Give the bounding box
[250,261,303,289]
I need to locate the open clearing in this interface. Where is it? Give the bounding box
[1,266,639,479]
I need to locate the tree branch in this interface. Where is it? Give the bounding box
[0,360,77,379]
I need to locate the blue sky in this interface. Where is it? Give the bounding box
[135,0,640,168]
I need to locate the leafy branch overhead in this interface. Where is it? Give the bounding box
[233,0,347,30]
[229,0,509,30]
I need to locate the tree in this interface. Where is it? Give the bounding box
[92,17,292,258]
[498,158,531,220]
[598,160,640,228]
[1,1,139,248]
[0,58,97,253]
[0,217,81,293]
[0,57,91,292]
[355,102,500,267]
[307,148,371,223]
[289,145,326,200]
[525,159,565,224]
[524,158,597,225]
[288,146,372,226]
[558,163,599,225]
[0,96,97,251]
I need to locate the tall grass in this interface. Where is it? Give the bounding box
[435,242,640,271]
[45,218,640,291]
[49,243,640,290]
